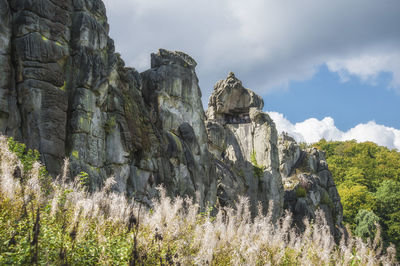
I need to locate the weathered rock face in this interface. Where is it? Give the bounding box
[278,133,301,178]
[141,49,216,205]
[4,0,72,175]
[0,0,20,140]
[0,0,219,207]
[0,0,161,204]
[206,73,283,219]
[207,72,264,124]
[0,0,216,206]
[206,73,344,231]
[0,0,343,232]
[279,135,344,240]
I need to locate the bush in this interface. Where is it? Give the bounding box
[7,137,40,172]
[355,209,380,240]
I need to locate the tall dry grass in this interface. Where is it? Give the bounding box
[0,136,397,265]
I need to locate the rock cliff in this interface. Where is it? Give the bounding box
[279,133,344,239]
[206,72,283,218]
[0,0,216,207]
[0,0,343,234]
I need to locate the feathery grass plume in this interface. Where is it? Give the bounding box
[0,135,398,265]
[61,158,69,184]
[0,136,22,200]
[25,162,43,203]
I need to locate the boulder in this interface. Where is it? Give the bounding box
[207,72,264,123]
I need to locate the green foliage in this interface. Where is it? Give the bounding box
[295,186,307,198]
[104,116,117,134]
[7,137,51,194]
[313,139,400,188]
[78,171,90,188]
[71,150,79,159]
[320,189,334,209]
[313,139,400,254]
[0,136,397,265]
[338,184,375,226]
[355,209,380,240]
[375,180,400,246]
[7,137,40,172]
[250,151,266,179]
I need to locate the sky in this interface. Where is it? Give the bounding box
[103,0,400,150]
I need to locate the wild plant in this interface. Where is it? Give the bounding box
[0,136,397,265]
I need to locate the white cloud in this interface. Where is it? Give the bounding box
[343,122,400,150]
[327,53,400,91]
[103,0,400,98]
[268,112,400,151]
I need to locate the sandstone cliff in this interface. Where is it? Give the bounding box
[0,0,343,235]
[0,0,216,207]
[206,72,283,218]
[206,73,343,237]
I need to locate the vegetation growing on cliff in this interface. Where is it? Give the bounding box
[0,136,397,265]
[251,151,266,179]
[313,139,400,256]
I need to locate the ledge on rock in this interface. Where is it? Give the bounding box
[151,49,197,69]
[207,72,264,124]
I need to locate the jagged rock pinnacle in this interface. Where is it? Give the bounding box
[207,72,264,121]
[151,49,197,69]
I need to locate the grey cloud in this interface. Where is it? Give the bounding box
[103,0,400,101]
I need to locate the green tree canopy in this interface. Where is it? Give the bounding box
[375,180,400,246]
[313,139,400,254]
[355,209,380,241]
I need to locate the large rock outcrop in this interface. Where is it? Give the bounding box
[206,73,344,231]
[141,49,216,205]
[0,0,343,232]
[206,73,283,218]
[207,72,263,123]
[0,0,21,139]
[0,0,207,205]
[279,134,344,240]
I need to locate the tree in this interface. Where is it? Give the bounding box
[313,139,400,254]
[338,184,375,228]
[375,180,400,247]
[354,209,380,240]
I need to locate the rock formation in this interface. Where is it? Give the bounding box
[206,72,283,218]
[141,49,216,205]
[0,0,216,207]
[207,72,263,124]
[279,134,344,239]
[0,0,343,235]
[205,74,343,236]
